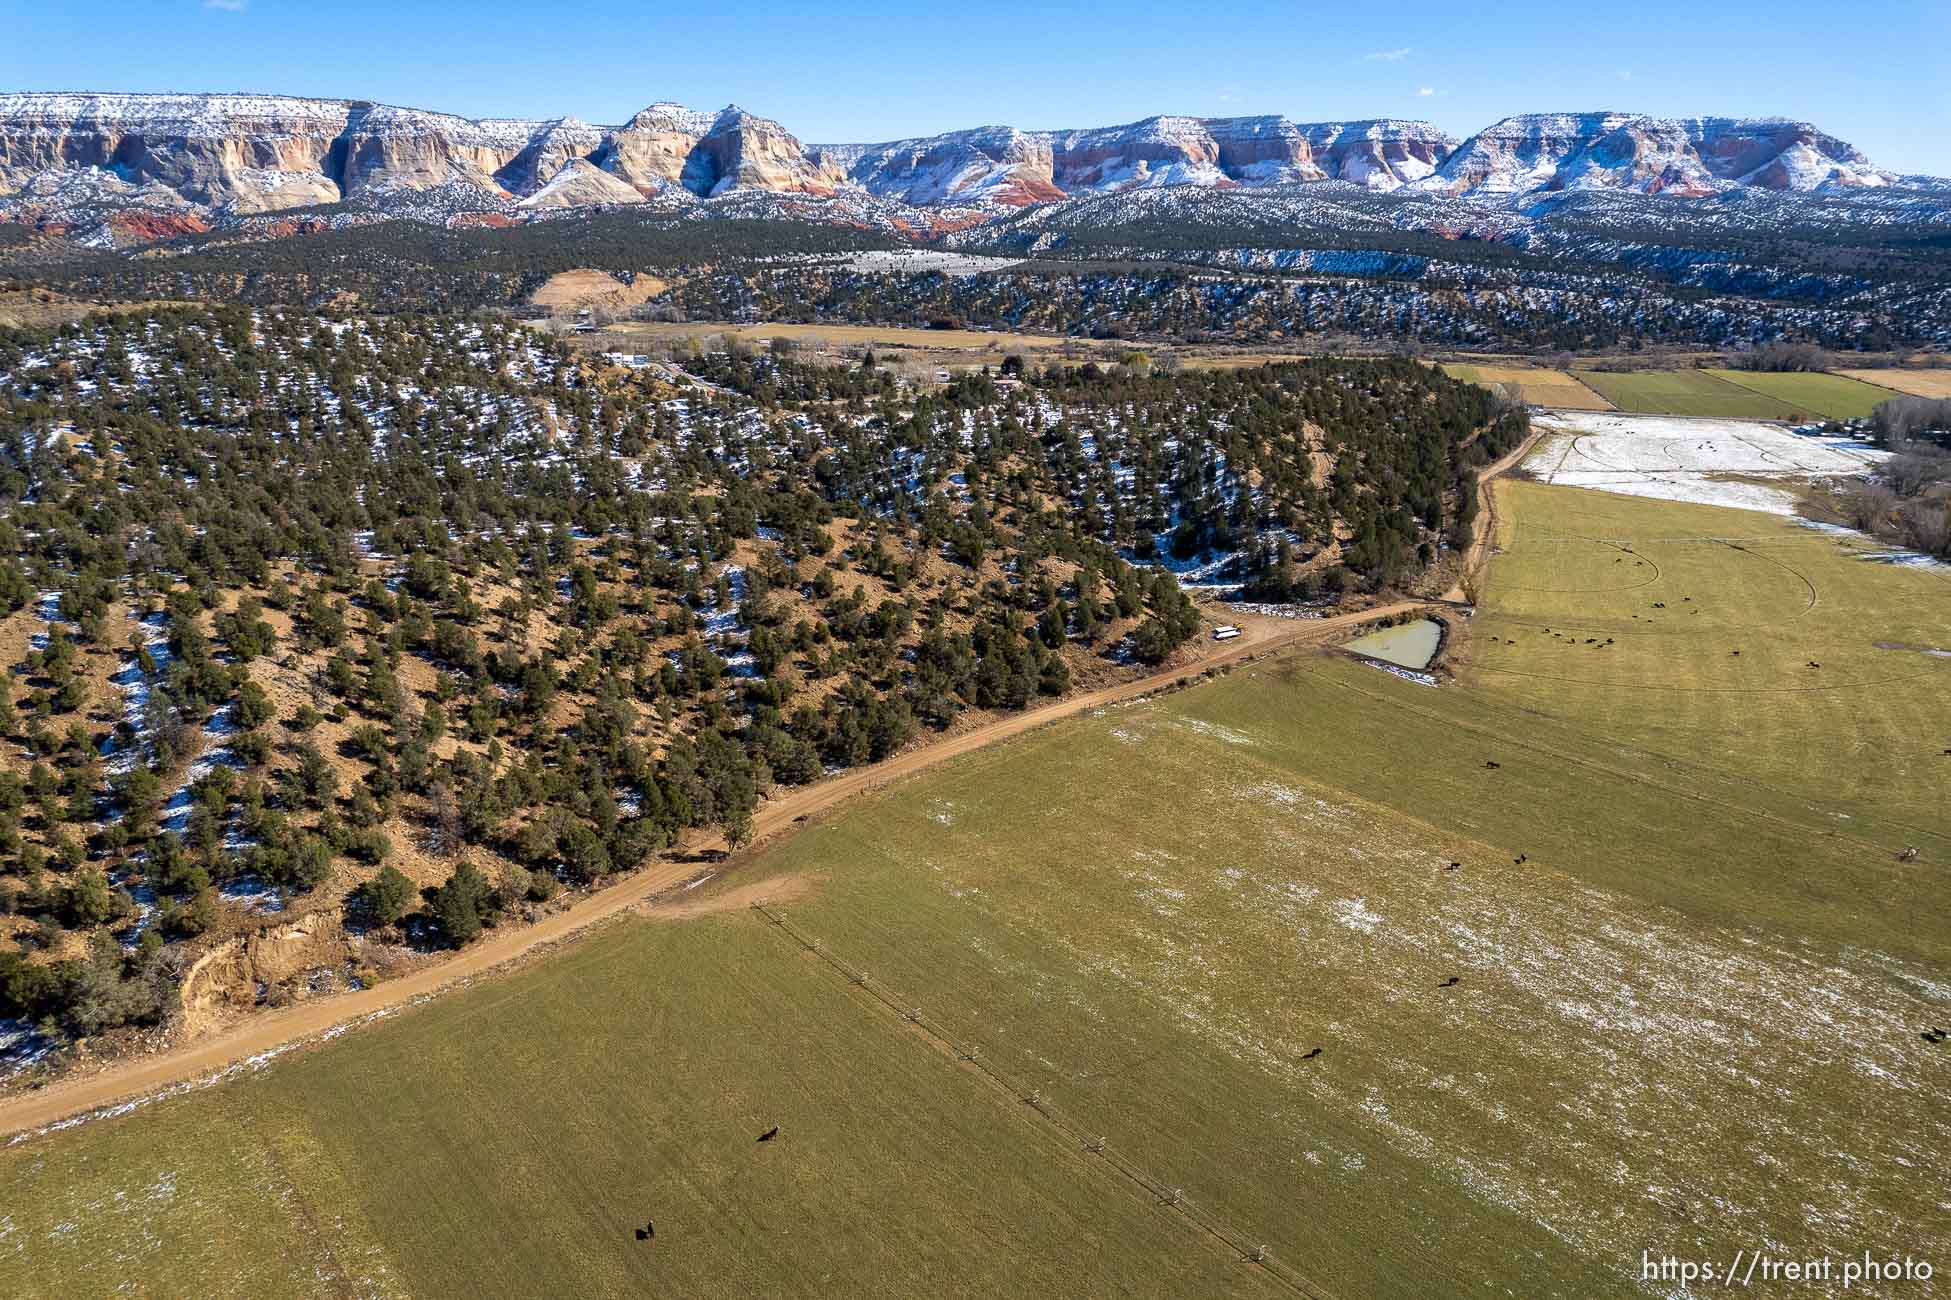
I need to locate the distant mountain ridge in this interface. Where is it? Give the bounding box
[0,91,1929,241]
[1423,112,1894,198]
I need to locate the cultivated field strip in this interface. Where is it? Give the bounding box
[1569,370,1811,420]
[1834,369,1951,401]
[1705,369,1895,422]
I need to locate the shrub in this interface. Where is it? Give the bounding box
[354,865,415,927]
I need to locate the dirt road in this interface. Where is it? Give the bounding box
[1444,426,1546,603]
[0,601,1431,1138]
[3,415,1549,1140]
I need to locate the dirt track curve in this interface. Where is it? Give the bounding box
[0,424,1542,1138]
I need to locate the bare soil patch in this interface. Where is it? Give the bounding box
[526,269,668,313]
[646,871,821,920]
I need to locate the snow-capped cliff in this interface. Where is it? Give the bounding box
[0,91,1929,244]
[1419,112,1895,198]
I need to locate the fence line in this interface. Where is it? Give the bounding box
[749,901,1337,1300]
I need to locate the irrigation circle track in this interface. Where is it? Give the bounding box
[1489,522,1664,595]
[1567,434,1637,473]
[1658,436,1719,470]
[1483,529,1825,639]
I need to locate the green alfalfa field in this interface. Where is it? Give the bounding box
[4,480,1949,1299]
[1704,369,1899,421]
[1570,368,1811,419]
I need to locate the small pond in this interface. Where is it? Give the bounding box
[1343,618,1443,670]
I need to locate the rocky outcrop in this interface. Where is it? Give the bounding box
[178,912,345,1035]
[685,107,845,197]
[1302,120,1454,189]
[0,92,352,213]
[517,158,644,209]
[1038,115,1458,193]
[589,104,842,199]
[592,102,720,195]
[828,127,1061,206]
[333,102,546,197]
[1420,113,1895,198]
[1202,116,1329,185]
[494,117,606,196]
[1046,116,1243,190]
[0,92,563,210]
[836,115,1458,201]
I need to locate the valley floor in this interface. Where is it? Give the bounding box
[4,481,1949,1299]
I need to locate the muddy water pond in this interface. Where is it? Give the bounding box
[1343,618,1442,670]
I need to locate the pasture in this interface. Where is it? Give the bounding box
[1570,368,1807,419]
[5,485,1949,1299]
[0,907,1290,1300]
[1705,369,1896,421]
[1441,363,1613,409]
[1465,479,1951,922]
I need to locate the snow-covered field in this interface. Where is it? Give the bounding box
[834,250,1023,278]
[1527,412,1885,514]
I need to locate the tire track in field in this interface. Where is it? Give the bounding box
[1541,434,1580,482]
[749,904,1329,1300]
[1720,428,1830,476]
[1490,531,1664,595]
[1567,435,1632,474]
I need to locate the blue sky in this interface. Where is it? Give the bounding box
[7,0,1949,174]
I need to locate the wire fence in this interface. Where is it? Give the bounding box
[749,900,1338,1300]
